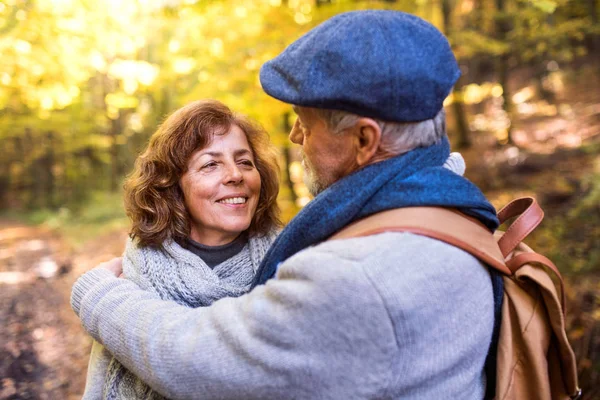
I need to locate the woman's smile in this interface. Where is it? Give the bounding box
[216,195,249,205]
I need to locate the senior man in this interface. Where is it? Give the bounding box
[71,10,501,399]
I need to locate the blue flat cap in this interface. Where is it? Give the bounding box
[260,10,460,122]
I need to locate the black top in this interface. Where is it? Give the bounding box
[184,231,249,269]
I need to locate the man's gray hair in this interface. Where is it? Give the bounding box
[313,108,446,156]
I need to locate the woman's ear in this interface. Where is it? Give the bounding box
[353,118,382,167]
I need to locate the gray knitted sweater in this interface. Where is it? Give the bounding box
[73,232,493,399]
[82,232,276,400]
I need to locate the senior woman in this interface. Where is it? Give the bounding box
[81,99,281,400]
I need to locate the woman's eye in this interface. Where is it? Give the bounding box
[200,161,218,170]
[239,159,255,167]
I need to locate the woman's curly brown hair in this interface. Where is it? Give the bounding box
[124,99,281,247]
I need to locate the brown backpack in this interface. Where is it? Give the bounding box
[330,197,581,400]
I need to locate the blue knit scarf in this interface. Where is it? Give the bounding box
[253,136,499,286]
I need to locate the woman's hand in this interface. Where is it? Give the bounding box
[98,257,124,277]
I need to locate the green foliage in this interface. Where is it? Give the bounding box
[528,0,558,14]
[561,162,600,273]
[453,30,509,58]
[0,0,597,213]
[507,1,591,63]
[439,0,595,64]
[529,159,600,276]
[0,0,411,210]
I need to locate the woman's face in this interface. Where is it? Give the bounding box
[179,124,261,246]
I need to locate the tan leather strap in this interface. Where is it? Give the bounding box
[329,207,512,275]
[497,197,544,258]
[496,199,566,301]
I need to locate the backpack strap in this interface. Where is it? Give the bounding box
[329,206,512,275]
[330,197,554,279]
[497,197,544,258]
[496,197,567,312]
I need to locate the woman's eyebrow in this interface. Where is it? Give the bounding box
[234,149,253,157]
[197,149,252,158]
[198,151,222,158]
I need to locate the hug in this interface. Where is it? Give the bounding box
[74,10,506,400]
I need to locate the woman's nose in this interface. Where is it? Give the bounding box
[224,164,243,184]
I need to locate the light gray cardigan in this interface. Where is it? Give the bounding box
[72,231,493,399]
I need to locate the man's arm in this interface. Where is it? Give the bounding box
[71,251,397,400]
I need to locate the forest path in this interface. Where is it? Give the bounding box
[0,221,127,399]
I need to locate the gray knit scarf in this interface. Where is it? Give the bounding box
[102,232,276,400]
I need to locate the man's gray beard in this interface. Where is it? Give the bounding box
[302,157,328,197]
[304,169,326,197]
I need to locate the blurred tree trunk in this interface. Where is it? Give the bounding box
[28,131,57,209]
[0,138,11,208]
[22,128,40,209]
[97,70,128,193]
[451,83,471,148]
[42,131,57,208]
[533,57,554,103]
[12,136,24,208]
[71,149,96,204]
[468,0,495,85]
[30,162,46,208]
[109,114,126,192]
[442,0,472,148]
[469,0,484,84]
[587,0,600,53]
[495,0,514,145]
[533,11,555,104]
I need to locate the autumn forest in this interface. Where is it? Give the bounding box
[0,0,599,398]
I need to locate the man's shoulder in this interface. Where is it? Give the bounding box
[278,231,490,285]
[305,231,481,264]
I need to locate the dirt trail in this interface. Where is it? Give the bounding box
[0,222,127,400]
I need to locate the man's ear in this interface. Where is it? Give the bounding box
[353,118,381,167]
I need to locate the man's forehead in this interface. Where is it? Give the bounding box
[292,105,313,120]
[291,106,308,123]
